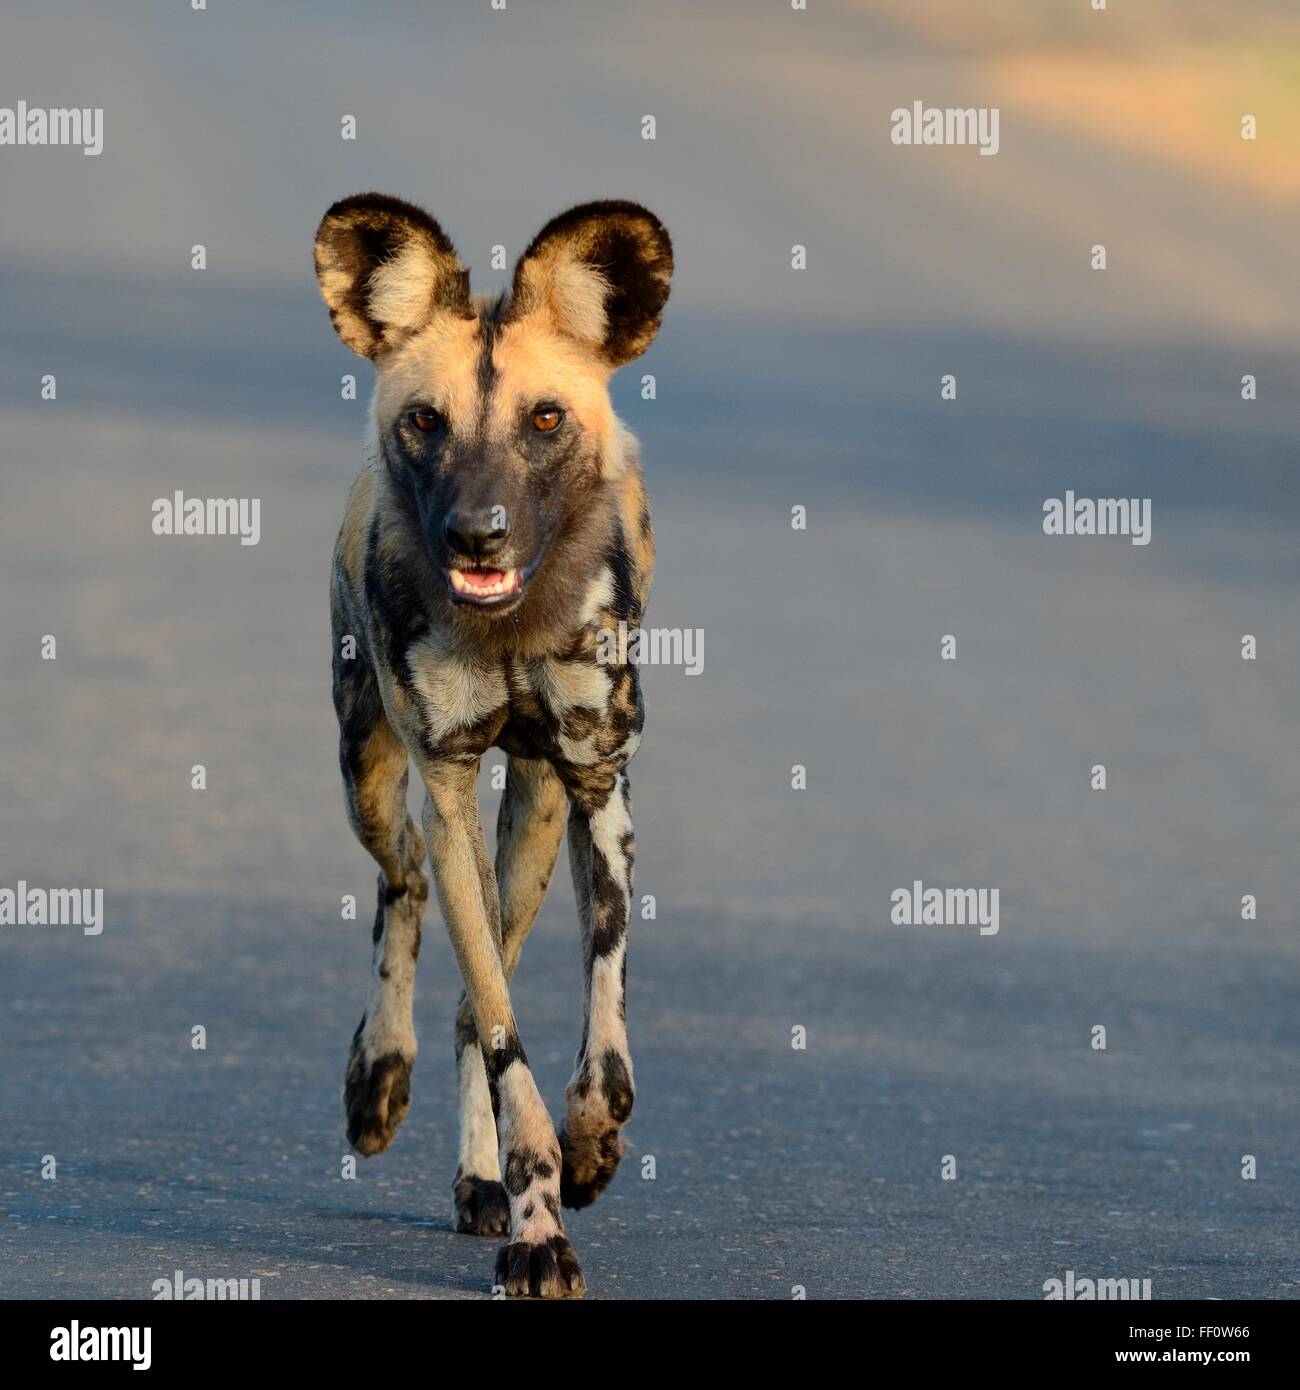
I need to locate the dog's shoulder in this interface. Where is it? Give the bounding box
[611,425,654,614]
[334,462,376,594]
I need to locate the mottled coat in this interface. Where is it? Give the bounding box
[314,193,671,1298]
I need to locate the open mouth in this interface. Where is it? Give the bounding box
[447,565,524,607]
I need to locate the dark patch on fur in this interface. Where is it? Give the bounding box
[344,1040,413,1156]
[482,1034,528,1121]
[453,1167,511,1237]
[482,1033,527,1081]
[590,843,628,957]
[453,992,477,1061]
[604,531,637,625]
[494,1233,584,1299]
[560,705,603,744]
[558,1122,626,1210]
[314,192,472,358]
[434,705,509,763]
[362,518,431,682]
[557,761,621,813]
[504,1149,557,1198]
[509,200,672,366]
[475,312,500,405]
[371,896,385,944]
[600,1047,634,1123]
[333,655,385,784]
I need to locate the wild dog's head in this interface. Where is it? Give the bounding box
[314,193,671,623]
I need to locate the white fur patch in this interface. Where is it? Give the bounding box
[589,779,632,908]
[530,655,608,715]
[529,656,610,764]
[588,949,629,1060]
[578,566,614,627]
[362,902,418,1060]
[589,779,633,1044]
[516,250,610,347]
[457,1046,500,1179]
[407,638,508,747]
[367,242,436,333]
[548,259,609,345]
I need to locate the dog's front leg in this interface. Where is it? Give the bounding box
[560,769,636,1208]
[421,759,584,1298]
[452,757,568,1237]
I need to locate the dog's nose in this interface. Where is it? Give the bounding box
[443,507,510,559]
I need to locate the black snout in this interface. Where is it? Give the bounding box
[443,506,510,560]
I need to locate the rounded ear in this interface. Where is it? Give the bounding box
[314,193,470,359]
[508,200,673,366]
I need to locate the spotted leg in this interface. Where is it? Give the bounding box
[453,756,567,1237]
[559,769,636,1208]
[422,759,583,1298]
[335,659,429,1156]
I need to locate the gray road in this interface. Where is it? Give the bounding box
[2,394,1298,1303]
[2,479,1298,1299]
[3,885,1296,1299]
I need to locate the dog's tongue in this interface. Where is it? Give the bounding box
[461,569,506,589]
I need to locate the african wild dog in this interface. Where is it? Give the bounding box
[314,194,671,1298]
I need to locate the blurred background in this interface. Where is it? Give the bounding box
[1,1,1297,1298]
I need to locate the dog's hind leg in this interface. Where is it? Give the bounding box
[453,756,567,1236]
[335,653,428,1157]
[422,759,583,1297]
[559,769,636,1209]
[496,757,569,976]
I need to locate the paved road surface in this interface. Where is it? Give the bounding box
[4,887,1296,1299]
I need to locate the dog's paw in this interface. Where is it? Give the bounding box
[344,1032,413,1156]
[453,1169,510,1237]
[494,1235,585,1299]
[558,1123,625,1209]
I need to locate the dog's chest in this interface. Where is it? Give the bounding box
[403,639,642,769]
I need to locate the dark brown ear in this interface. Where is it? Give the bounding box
[509,201,673,366]
[314,193,470,358]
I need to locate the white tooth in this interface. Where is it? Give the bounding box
[450,567,519,598]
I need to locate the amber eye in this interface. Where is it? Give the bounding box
[410,408,443,433]
[532,408,563,433]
